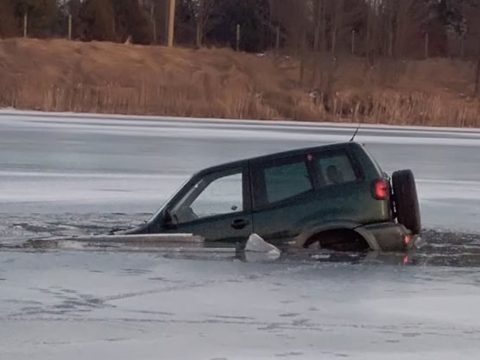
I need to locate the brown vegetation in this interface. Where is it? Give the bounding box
[0,38,479,127]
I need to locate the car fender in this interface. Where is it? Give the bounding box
[294,221,380,251]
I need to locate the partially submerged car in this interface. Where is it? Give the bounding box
[125,142,421,252]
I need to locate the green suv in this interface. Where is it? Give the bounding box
[128,142,421,252]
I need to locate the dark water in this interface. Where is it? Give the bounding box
[1,213,480,267]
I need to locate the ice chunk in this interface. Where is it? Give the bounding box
[245,233,281,261]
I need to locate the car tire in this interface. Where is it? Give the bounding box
[392,169,421,235]
[305,230,369,252]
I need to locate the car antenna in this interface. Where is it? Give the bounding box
[349,122,361,142]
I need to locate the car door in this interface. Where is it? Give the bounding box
[251,153,317,246]
[251,149,366,246]
[164,165,253,244]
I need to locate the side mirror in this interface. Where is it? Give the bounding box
[164,209,177,229]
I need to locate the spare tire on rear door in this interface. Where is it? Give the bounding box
[392,169,421,235]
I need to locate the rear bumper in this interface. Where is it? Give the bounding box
[355,222,417,252]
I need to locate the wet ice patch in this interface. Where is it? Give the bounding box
[56,240,90,250]
[0,213,147,245]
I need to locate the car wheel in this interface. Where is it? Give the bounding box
[305,230,369,252]
[392,169,421,235]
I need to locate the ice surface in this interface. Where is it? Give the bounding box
[2,251,480,360]
[1,111,480,359]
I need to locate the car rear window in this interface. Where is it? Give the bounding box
[316,152,358,186]
[263,159,313,204]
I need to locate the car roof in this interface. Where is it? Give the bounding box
[194,142,360,178]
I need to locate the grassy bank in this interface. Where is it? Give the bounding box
[0,38,478,127]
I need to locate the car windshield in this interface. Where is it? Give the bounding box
[147,177,191,224]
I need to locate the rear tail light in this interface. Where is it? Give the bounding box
[404,234,412,246]
[372,178,389,200]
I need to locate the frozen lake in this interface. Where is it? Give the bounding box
[3,251,480,359]
[1,111,480,359]
[0,110,479,232]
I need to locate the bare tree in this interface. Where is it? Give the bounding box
[312,0,325,53]
[391,0,426,58]
[185,0,216,47]
[475,58,480,96]
[270,0,309,54]
[330,0,345,58]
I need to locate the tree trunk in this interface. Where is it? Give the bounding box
[424,33,429,59]
[331,0,344,59]
[23,12,28,38]
[351,30,356,55]
[236,24,241,51]
[151,3,157,44]
[167,0,176,47]
[320,0,327,53]
[299,29,307,85]
[365,5,371,65]
[196,20,202,47]
[275,26,280,51]
[475,58,480,97]
[196,0,204,47]
[313,0,322,52]
[68,14,72,40]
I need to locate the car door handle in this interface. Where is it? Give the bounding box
[231,219,249,230]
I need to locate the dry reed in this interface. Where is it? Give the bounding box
[0,38,479,127]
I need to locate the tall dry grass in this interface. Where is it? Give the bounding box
[5,79,479,127]
[311,90,480,127]
[0,38,479,127]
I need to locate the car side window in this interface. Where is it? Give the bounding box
[316,152,358,186]
[262,157,313,205]
[172,169,243,224]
